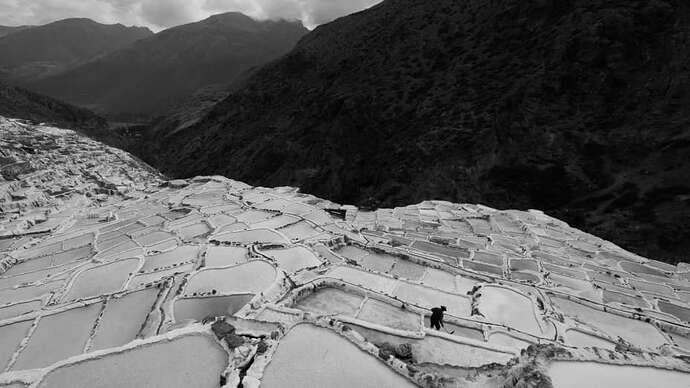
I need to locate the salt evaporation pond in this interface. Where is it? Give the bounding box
[183,261,276,296]
[549,361,690,388]
[0,320,32,370]
[478,286,542,336]
[261,246,321,273]
[212,229,288,245]
[261,324,416,388]
[36,334,227,388]
[204,246,247,268]
[173,294,254,322]
[61,259,140,302]
[90,288,159,351]
[0,300,42,321]
[552,297,668,349]
[12,303,101,370]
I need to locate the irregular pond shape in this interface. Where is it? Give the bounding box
[389,259,427,281]
[36,334,228,388]
[393,282,471,316]
[357,298,420,331]
[261,324,416,388]
[658,300,690,323]
[0,299,42,321]
[183,261,276,296]
[260,246,321,273]
[478,286,542,336]
[140,246,200,272]
[173,294,254,322]
[0,320,33,371]
[552,297,668,349]
[564,329,616,350]
[12,303,101,370]
[295,287,364,316]
[212,229,288,245]
[134,231,176,247]
[90,288,159,351]
[326,267,397,294]
[279,221,320,241]
[487,332,532,350]
[204,246,247,268]
[62,259,140,302]
[549,361,690,388]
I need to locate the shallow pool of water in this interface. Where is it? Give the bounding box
[261,246,321,273]
[36,334,228,388]
[478,286,542,336]
[173,294,254,322]
[549,361,690,388]
[90,288,159,351]
[261,324,415,388]
[12,303,101,370]
[62,259,140,302]
[183,261,276,296]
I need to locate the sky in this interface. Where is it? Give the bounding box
[0,0,381,31]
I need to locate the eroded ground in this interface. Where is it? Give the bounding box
[0,116,689,387]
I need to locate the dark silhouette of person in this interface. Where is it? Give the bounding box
[430,306,447,330]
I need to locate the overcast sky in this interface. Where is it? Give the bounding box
[0,0,381,31]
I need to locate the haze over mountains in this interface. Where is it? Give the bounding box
[25,13,307,118]
[0,19,152,81]
[136,0,689,262]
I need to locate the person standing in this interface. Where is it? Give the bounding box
[429,305,447,330]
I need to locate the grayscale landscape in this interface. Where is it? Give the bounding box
[0,0,688,387]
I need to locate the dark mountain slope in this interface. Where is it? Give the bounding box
[28,13,307,118]
[0,25,32,38]
[145,0,690,262]
[0,82,105,130]
[0,19,152,81]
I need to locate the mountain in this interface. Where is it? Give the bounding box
[0,82,105,130]
[27,13,308,118]
[0,25,32,38]
[0,18,152,81]
[142,0,690,263]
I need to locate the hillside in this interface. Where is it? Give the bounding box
[0,25,32,38]
[0,18,152,81]
[0,82,105,130]
[144,0,690,262]
[27,13,307,118]
[1,117,689,387]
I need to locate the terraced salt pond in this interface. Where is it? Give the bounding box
[183,261,276,296]
[549,361,690,388]
[3,123,690,387]
[261,324,416,388]
[0,320,33,371]
[204,246,247,268]
[173,294,254,322]
[12,303,101,370]
[260,246,321,273]
[61,258,140,302]
[90,288,159,351]
[478,286,542,336]
[349,324,514,367]
[212,229,289,245]
[36,334,227,388]
[552,297,668,349]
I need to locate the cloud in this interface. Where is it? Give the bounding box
[0,0,382,31]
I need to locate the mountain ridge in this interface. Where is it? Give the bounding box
[0,18,152,81]
[25,13,308,118]
[140,0,690,263]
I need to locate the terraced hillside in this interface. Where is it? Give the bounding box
[145,0,690,263]
[0,116,689,387]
